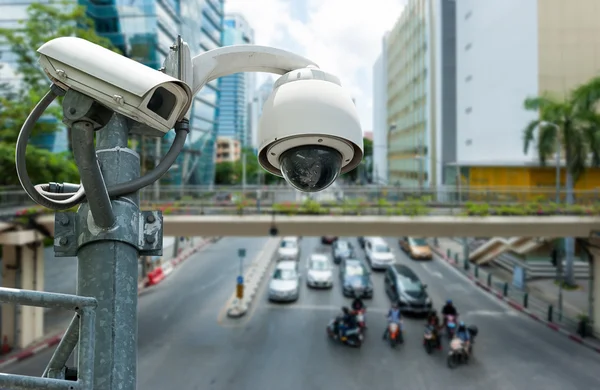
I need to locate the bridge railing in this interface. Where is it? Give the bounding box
[2,185,599,214]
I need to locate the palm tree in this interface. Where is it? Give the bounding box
[522,92,600,286]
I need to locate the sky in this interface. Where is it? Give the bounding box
[224,0,406,132]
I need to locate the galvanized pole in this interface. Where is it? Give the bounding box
[555,129,560,204]
[77,114,139,389]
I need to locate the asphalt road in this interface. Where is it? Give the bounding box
[3,236,600,390]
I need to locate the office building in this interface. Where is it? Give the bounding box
[454,0,600,190]
[0,0,224,185]
[216,137,241,163]
[217,13,254,148]
[386,0,456,188]
[372,33,389,184]
[249,77,275,152]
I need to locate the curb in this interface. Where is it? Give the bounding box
[0,237,218,369]
[226,237,281,318]
[430,245,600,355]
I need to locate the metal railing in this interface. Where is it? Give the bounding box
[0,288,97,389]
[434,240,597,339]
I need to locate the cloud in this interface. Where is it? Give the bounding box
[224,0,405,131]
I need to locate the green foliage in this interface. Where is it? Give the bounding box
[523,77,600,184]
[214,148,285,185]
[0,142,79,185]
[0,1,120,184]
[463,201,600,216]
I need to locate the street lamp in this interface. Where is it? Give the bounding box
[6,36,363,390]
[538,121,561,204]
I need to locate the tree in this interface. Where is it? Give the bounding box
[523,88,600,286]
[0,1,121,186]
[343,137,373,184]
[0,0,120,150]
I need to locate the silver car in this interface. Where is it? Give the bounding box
[277,237,300,261]
[268,261,300,302]
[306,254,333,289]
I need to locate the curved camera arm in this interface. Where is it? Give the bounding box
[190,45,319,97]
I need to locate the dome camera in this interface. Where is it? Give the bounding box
[257,68,363,192]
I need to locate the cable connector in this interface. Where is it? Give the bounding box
[174,119,190,134]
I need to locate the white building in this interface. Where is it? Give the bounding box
[372,33,389,184]
[250,77,275,150]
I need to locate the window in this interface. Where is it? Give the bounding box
[281,240,297,249]
[346,265,364,276]
[465,107,472,114]
[310,259,329,270]
[409,237,428,246]
[465,75,472,82]
[273,269,297,280]
[465,11,472,20]
[465,43,472,51]
[375,245,391,253]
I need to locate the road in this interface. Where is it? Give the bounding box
[3,236,600,389]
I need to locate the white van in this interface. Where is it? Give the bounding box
[277,236,300,261]
[365,237,395,270]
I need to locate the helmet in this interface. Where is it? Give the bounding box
[429,309,437,316]
[392,302,399,309]
[458,321,466,330]
[342,306,350,314]
[446,299,453,305]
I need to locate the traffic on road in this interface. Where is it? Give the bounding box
[2,236,599,390]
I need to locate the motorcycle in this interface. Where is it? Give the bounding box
[423,324,439,354]
[326,319,363,348]
[447,325,478,369]
[447,337,471,368]
[445,314,457,339]
[385,321,404,348]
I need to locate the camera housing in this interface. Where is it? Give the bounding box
[257,68,363,192]
[38,37,193,137]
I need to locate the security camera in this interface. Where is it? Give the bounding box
[257,67,363,192]
[37,37,193,136]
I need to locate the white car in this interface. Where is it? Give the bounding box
[365,237,396,270]
[268,261,300,302]
[277,236,300,261]
[306,254,333,289]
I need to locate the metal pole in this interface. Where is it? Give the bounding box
[154,138,161,201]
[77,114,139,390]
[555,128,560,204]
[558,249,564,321]
[242,151,247,190]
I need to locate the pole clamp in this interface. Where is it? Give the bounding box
[53,202,163,257]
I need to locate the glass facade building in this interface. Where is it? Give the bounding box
[0,0,224,185]
[217,13,254,148]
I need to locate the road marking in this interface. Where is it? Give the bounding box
[421,263,443,278]
[465,309,517,318]
[264,303,389,314]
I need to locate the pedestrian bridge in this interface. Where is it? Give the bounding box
[32,214,600,237]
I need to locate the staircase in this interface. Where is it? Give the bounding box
[489,252,591,280]
[470,237,553,265]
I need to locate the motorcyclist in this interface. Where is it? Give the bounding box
[351,295,365,312]
[338,306,357,337]
[382,302,402,339]
[455,321,472,356]
[425,309,442,349]
[441,299,458,327]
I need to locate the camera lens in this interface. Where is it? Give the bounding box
[279,145,343,192]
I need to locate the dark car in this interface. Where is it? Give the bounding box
[321,236,338,245]
[384,264,432,315]
[332,240,355,264]
[339,258,373,298]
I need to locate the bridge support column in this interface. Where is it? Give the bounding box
[584,239,600,336]
[0,230,45,351]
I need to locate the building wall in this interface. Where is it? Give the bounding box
[386,0,429,187]
[216,137,241,163]
[537,0,600,96]
[0,0,223,185]
[372,33,388,184]
[217,13,254,149]
[455,0,539,165]
[466,166,600,192]
[386,0,454,188]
